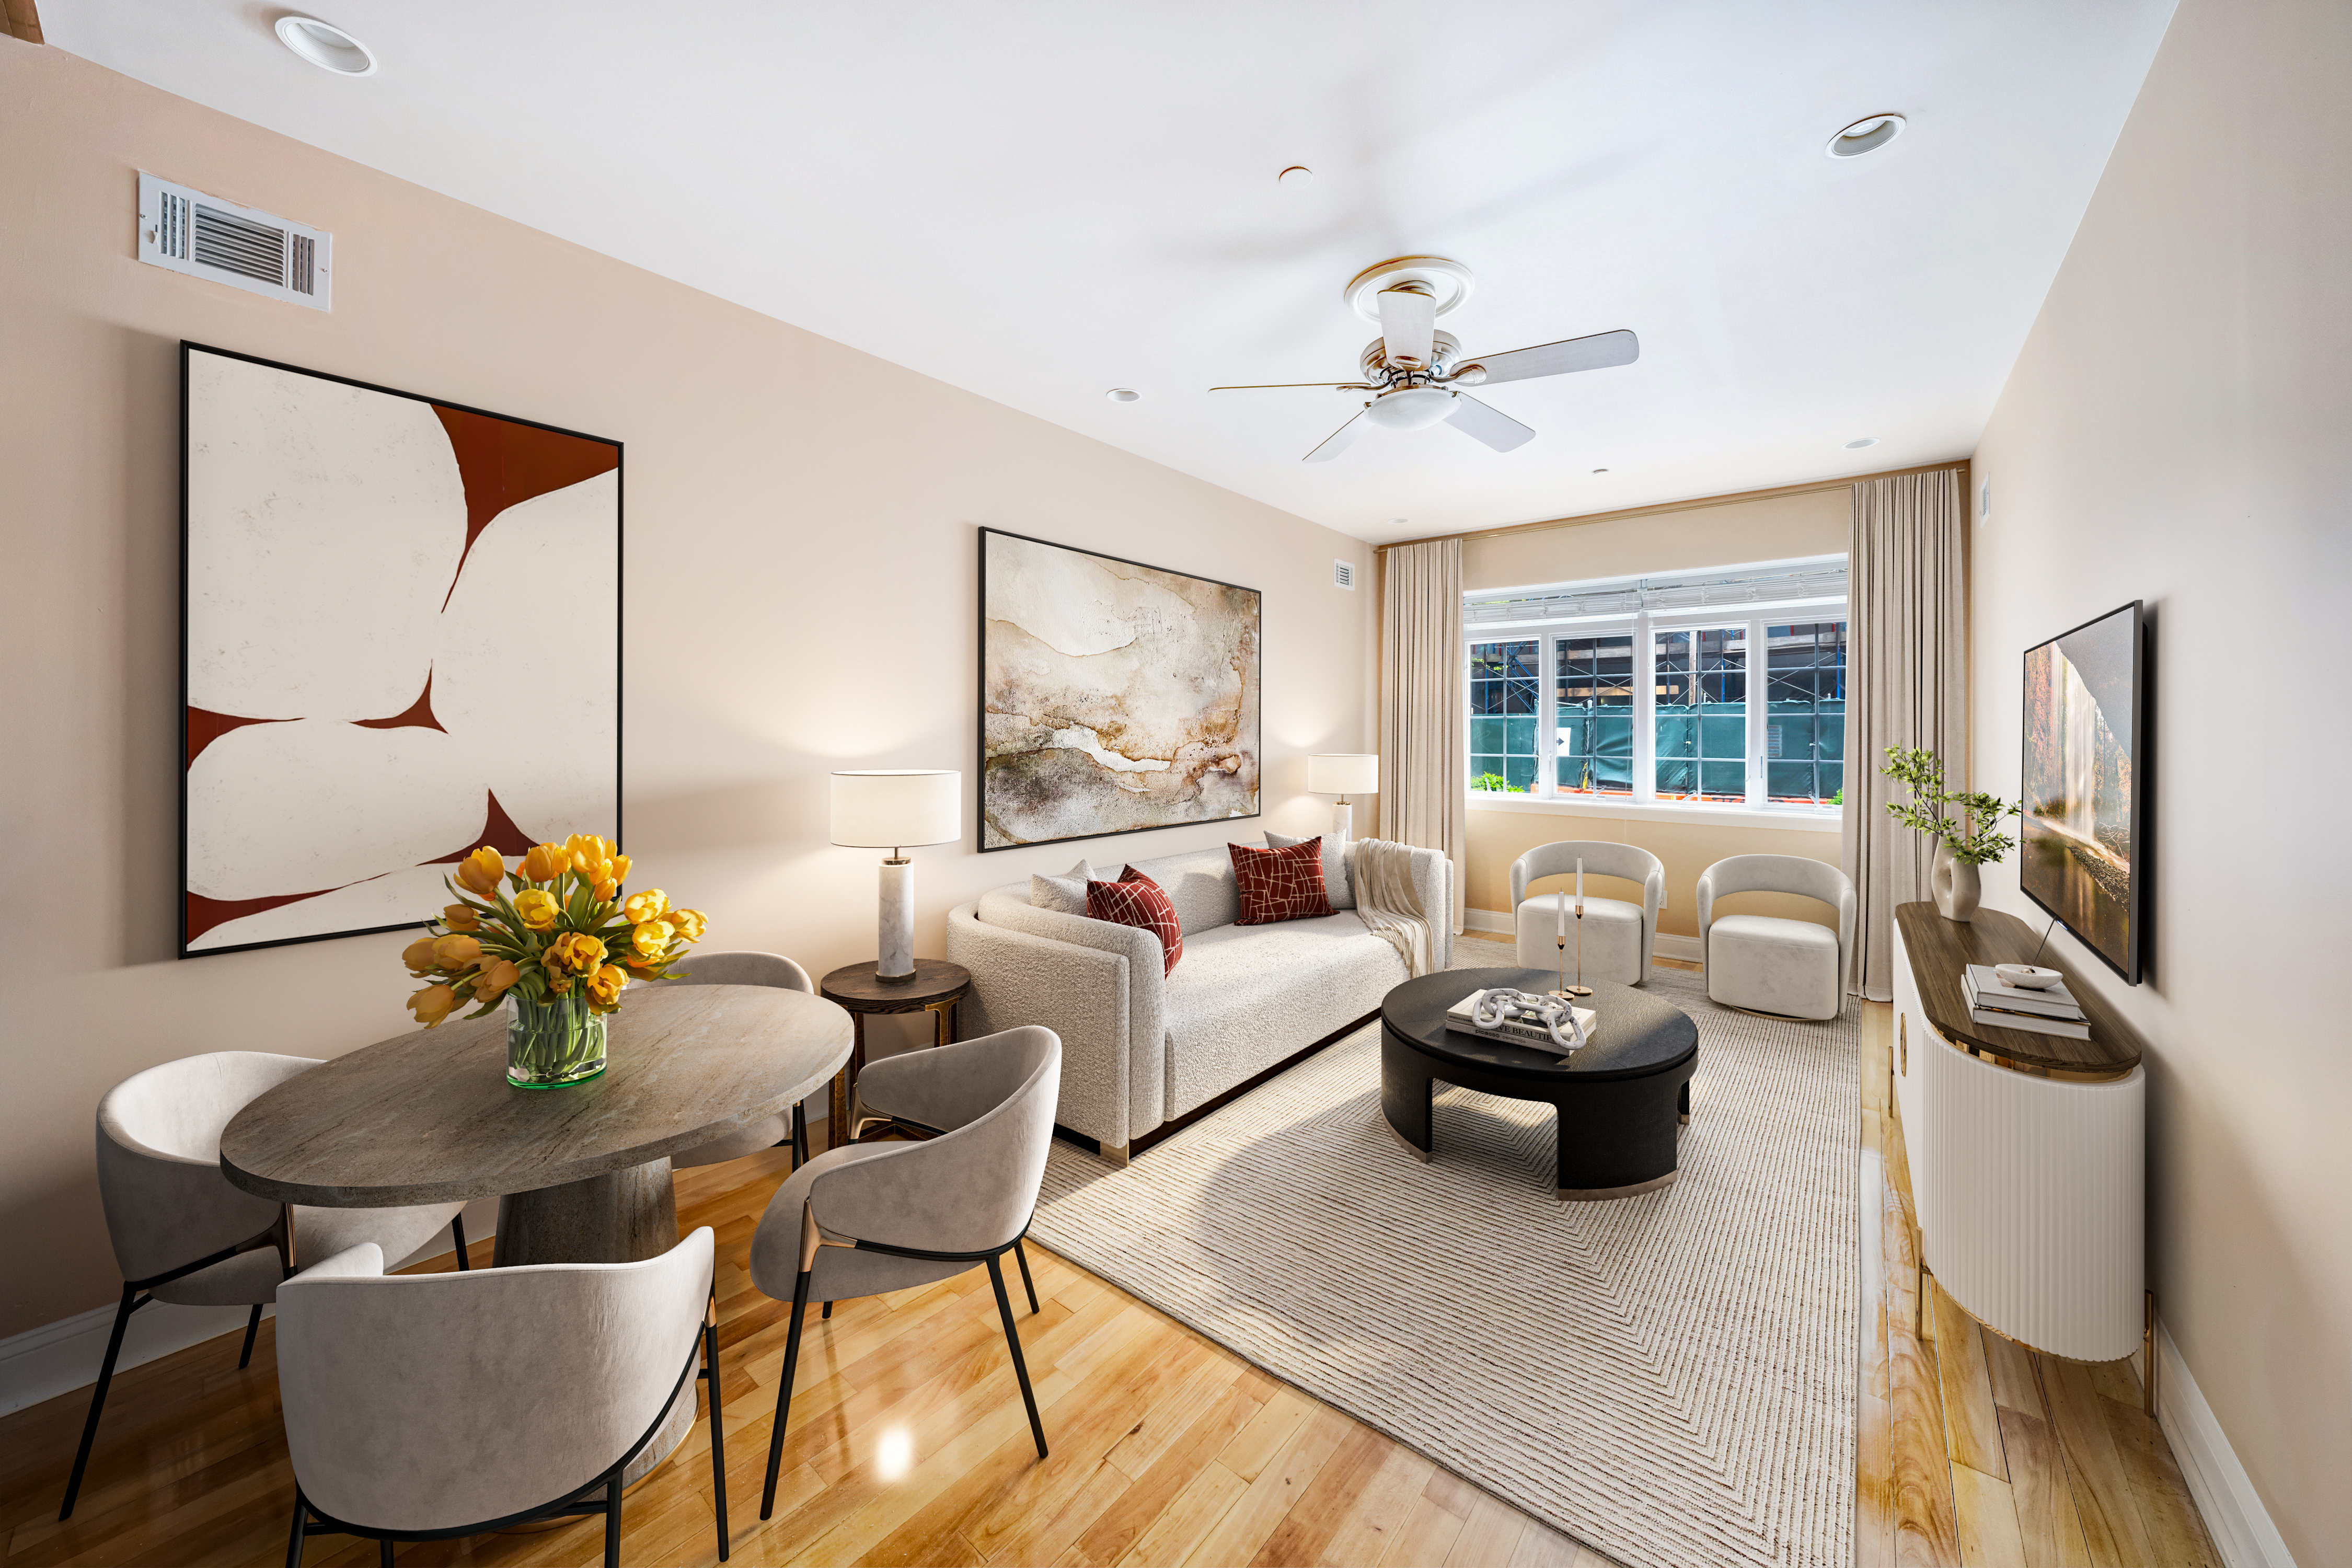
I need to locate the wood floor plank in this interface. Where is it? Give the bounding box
[1503,1519,1584,1568]
[1952,1463,2031,1568]
[1117,1460,1247,1568]
[1884,1144,1962,1568]
[1931,1283,2010,1481]
[1244,1423,1390,1566]
[1439,1492,1529,1568]
[1212,1390,1312,1485]
[1059,1384,1266,1568]
[1997,1408,2091,1568]
[1311,1444,1434,1568]
[1374,1495,1470,1568]
[2042,1359,2153,1568]
[1420,1468,1480,1521]
[2098,1393,2220,1568]
[1179,1406,1350,1568]
[1983,1333,2046,1421]
[1860,1138,1897,1568]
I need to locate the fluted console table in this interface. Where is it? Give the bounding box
[1891,904,2148,1375]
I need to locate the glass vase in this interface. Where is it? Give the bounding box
[506,991,608,1088]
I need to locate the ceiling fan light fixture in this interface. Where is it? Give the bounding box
[1106,387,1140,402]
[1827,114,1905,158]
[1845,436,1880,448]
[274,15,377,75]
[1362,387,1456,432]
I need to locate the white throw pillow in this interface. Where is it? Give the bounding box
[1029,859,1106,916]
[1264,832,1353,910]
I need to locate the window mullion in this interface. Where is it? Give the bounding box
[1634,608,1655,803]
[1537,633,1557,797]
[1748,615,1765,807]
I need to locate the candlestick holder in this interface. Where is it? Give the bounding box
[1552,904,1593,999]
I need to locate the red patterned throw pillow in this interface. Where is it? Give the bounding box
[1229,838,1334,925]
[1086,867,1184,976]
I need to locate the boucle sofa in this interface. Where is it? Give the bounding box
[947,839,1452,1162]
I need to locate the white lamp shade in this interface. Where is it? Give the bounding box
[830,770,961,849]
[1308,754,1378,795]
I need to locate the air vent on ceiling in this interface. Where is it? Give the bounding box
[137,172,331,311]
[1333,559,1356,590]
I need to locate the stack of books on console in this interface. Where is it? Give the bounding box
[1962,965,2090,1040]
[1444,989,1598,1056]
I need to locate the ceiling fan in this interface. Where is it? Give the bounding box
[1210,256,1639,463]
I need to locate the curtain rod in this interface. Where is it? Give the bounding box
[1370,459,1970,552]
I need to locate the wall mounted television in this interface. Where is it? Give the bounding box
[2020,601,2144,983]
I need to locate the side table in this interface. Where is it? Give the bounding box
[817,958,971,1151]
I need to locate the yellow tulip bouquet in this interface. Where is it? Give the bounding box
[401,836,709,1088]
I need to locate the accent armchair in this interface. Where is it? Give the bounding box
[1696,854,1855,1020]
[1510,840,1664,986]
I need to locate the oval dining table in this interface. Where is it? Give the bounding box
[218,982,852,1482]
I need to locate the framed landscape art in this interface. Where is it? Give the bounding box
[180,343,622,957]
[979,528,1260,850]
[2020,600,2143,983]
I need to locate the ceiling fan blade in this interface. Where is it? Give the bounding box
[1445,394,1536,453]
[1303,408,1370,464]
[1209,381,1375,395]
[1457,329,1639,386]
[1377,286,1437,370]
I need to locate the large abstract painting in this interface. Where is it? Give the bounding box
[180,343,621,956]
[980,528,1260,850]
[2021,601,2142,983]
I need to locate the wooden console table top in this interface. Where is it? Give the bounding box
[1896,903,2145,1076]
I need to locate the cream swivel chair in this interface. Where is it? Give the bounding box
[751,1025,1061,1519]
[1510,841,1664,986]
[61,1052,468,1520]
[1696,854,1856,1021]
[660,950,815,1169]
[276,1228,728,1565]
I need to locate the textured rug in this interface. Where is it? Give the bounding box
[1030,940,1858,1568]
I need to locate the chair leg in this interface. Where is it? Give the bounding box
[1013,1238,1040,1314]
[451,1213,470,1271]
[284,1488,308,1568]
[821,1300,832,1320]
[238,1303,264,1369]
[760,1270,812,1519]
[604,1466,624,1568]
[379,1538,395,1567]
[792,1101,808,1168]
[986,1255,1048,1459]
[704,1314,729,1560]
[59,1283,139,1519]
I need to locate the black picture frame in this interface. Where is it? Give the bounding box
[178,341,624,959]
[2018,599,2143,985]
[977,527,1262,853]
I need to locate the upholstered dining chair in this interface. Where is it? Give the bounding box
[659,949,816,1169]
[1696,854,1857,1021]
[1510,840,1665,986]
[750,1025,1061,1519]
[61,1052,469,1520]
[275,1228,727,1566]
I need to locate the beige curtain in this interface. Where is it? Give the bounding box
[1842,470,1968,1001]
[1378,538,1467,931]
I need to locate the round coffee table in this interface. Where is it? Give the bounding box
[1380,966,1699,1201]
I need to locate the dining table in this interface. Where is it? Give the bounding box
[219,982,852,1482]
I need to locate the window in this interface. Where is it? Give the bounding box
[1463,559,1847,813]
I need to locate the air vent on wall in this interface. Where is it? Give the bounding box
[1333,559,1356,590]
[137,172,331,311]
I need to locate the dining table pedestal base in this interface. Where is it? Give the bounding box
[492,1158,694,1484]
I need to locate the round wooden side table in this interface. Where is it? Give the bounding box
[817,958,972,1150]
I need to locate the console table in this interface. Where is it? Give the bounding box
[1892,903,2148,1369]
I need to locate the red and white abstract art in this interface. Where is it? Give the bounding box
[180,344,621,956]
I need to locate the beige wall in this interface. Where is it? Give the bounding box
[1463,486,1849,593]
[1967,0,2349,1557]
[0,42,1376,1340]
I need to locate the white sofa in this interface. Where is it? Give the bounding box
[947,839,1452,1162]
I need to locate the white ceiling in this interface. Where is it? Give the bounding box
[46,1,2174,544]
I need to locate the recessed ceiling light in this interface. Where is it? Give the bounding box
[1592,467,1609,474]
[1278,166,1313,187]
[1826,114,1905,158]
[275,15,377,75]
[1106,387,1139,402]
[1845,437,1880,449]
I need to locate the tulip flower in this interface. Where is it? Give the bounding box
[441,903,480,933]
[608,852,632,883]
[455,846,506,899]
[432,933,482,971]
[470,958,521,1005]
[401,937,441,976]
[622,889,668,924]
[521,843,572,883]
[666,908,708,944]
[629,919,674,960]
[547,931,607,975]
[513,889,562,931]
[408,983,458,1028]
[585,963,628,1011]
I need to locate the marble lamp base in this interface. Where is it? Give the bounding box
[1330,799,1354,845]
[877,857,915,981]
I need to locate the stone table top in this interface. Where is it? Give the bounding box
[220,984,852,1207]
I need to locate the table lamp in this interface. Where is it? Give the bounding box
[829,770,961,982]
[1307,754,1378,844]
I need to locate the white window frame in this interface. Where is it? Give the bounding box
[1463,581,1848,832]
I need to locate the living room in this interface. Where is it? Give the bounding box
[0,2,2340,1565]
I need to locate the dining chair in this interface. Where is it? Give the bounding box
[61,1052,469,1520]
[659,950,815,1169]
[1696,853,1856,1020]
[1508,840,1666,986]
[275,1228,728,1566]
[750,1025,1061,1519]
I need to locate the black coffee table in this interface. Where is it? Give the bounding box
[1380,967,1699,1200]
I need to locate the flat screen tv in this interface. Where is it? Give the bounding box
[2020,601,2143,983]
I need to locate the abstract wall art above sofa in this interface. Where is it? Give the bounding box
[179,343,621,956]
[979,528,1259,850]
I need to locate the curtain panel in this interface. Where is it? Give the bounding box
[1378,538,1467,931]
[1842,470,1968,1000]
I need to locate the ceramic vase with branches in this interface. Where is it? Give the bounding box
[1879,747,2020,921]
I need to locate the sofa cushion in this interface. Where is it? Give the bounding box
[1161,913,1403,1119]
[1229,839,1334,925]
[1125,846,1241,936]
[1266,831,1353,909]
[1029,858,1106,916]
[1087,869,1183,975]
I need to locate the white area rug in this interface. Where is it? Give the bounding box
[1030,943,1857,1568]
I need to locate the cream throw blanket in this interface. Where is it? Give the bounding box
[1352,837,1434,978]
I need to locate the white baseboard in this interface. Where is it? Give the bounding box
[2153,1318,2299,1567]
[0,1196,498,1419]
[1461,911,1700,966]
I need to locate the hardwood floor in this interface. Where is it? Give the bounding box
[0,969,2219,1567]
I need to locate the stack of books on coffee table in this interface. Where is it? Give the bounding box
[1444,989,1598,1056]
[1962,965,2089,1039]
